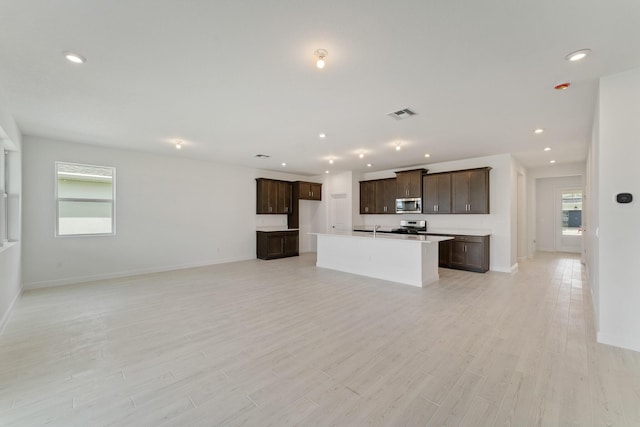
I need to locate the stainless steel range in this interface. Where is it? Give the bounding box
[390,220,427,234]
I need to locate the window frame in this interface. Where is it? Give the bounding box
[55,161,116,237]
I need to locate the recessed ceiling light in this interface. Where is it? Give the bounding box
[534,128,544,134]
[424,154,430,158]
[367,163,372,167]
[554,82,571,90]
[329,159,334,164]
[565,49,591,62]
[63,51,86,64]
[315,49,328,69]
[175,140,182,149]
[359,153,364,159]
[544,147,551,151]
[281,162,287,166]
[325,170,329,174]
[395,144,401,151]
[550,160,556,164]
[319,133,326,139]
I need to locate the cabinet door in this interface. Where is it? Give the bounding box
[452,171,470,213]
[310,183,322,200]
[395,173,411,198]
[256,179,277,214]
[275,181,290,213]
[423,175,438,214]
[450,240,467,267]
[396,170,423,198]
[464,242,485,270]
[283,232,299,256]
[467,169,489,213]
[267,234,284,257]
[436,173,452,213]
[360,181,376,214]
[384,179,397,213]
[374,180,386,214]
[298,182,311,199]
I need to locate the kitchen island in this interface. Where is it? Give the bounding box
[312,231,452,287]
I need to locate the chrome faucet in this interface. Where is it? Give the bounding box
[373,224,380,237]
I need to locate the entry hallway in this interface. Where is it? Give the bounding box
[1,253,638,426]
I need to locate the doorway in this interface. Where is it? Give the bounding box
[556,188,583,253]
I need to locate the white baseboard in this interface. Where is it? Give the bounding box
[0,288,22,335]
[22,256,253,290]
[597,332,640,353]
[490,263,518,273]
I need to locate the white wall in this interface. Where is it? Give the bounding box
[0,93,22,332]
[593,67,640,352]
[353,154,516,272]
[535,175,583,252]
[21,136,310,288]
[585,100,600,330]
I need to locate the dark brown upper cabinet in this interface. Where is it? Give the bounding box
[359,180,376,214]
[296,181,322,201]
[375,178,397,214]
[423,173,452,214]
[256,178,292,214]
[451,167,491,214]
[395,169,427,198]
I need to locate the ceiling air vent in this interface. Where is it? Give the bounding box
[387,108,417,120]
[255,154,270,159]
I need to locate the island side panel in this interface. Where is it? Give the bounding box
[316,234,432,287]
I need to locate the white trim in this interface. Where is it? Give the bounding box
[0,288,21,335]
[22,256,253,290]
[597,332,640,353]
[489,264,517,273]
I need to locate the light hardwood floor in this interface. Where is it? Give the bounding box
[1,252,639,426]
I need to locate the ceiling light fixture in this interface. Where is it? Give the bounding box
[63,51,86,64]
[424,154,430,158]
[534,128,544,134]
[329,159,334,164]
[319,133,326,139]
[554,81,571,90]
[367,164,372,167]
[550,160,556,164]
[175,140,182,150]
[325,170,329,174]
[544,147,551,151]
[565,49,591,62]
[395,144,401,151]
[359,153,364,159]
[315,49,328,69]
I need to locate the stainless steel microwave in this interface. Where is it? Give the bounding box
[395,197,422,214]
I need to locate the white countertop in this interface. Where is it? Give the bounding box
[256,227,300,232]
[312,231,452,243]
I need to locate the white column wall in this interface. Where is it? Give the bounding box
[594,67,640,352]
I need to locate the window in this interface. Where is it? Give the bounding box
[561,190,582,236]
[56,162,115,236]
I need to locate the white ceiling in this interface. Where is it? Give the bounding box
[1,0,640,176]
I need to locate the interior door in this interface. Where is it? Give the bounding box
[331,193,347,232]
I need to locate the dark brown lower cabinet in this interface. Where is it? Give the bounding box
[434,234,490,273]
[257,230,299,260]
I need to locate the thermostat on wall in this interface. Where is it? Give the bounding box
[616,193,633,204]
